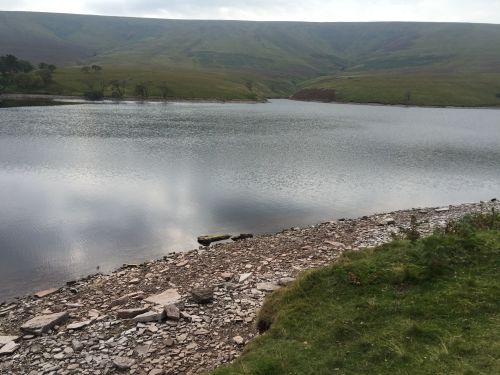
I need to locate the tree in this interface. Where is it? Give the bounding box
[91,65,102,72]
[157,82,173,99]
[14,72,43,89]
[134,82,149,100]
[109,79,126,99]
[0,54,34,77]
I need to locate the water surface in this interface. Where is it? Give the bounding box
[0,100,499,300]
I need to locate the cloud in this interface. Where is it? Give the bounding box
[0,0,499,23]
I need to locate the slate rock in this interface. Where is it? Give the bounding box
[117,307,150,319]
[197,234,231,246]
[0,341,20,355]
[145,289,181,306]
[21,312,69,334]
[113,356,135,370]
[191,287,214,304]
[165,305,180,321]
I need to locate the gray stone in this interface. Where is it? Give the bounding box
[221,272,234,281]
[34,288,58,298]
[256,282,280,292]
[145,289,181,306]
[133,306,165,323]
[165,305,180,321]
[0,341,20,355]
[231,233,254,241]
[21,312,69,334]
[117,307,149,319]
[191,287,214,304]
[67,320,92,330]
[197,234,231,246]
[0,336,18,346]
[113,356,135,370]
[110,292,144,307]
[278,277,295,286]
[233,336,245,345]
[436,207,450,212]
[239,273,252,283]
[72,339,84,351]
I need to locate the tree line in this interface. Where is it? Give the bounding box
[0,54,56,92]
[80,65,173,101]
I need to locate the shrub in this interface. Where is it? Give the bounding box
[84,89,104,101]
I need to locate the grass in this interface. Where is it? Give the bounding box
[301,73,500,107]
[213,212,500,375]
[2,65,296,101]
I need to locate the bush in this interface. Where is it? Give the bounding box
[14,72,43,89]
[84,90,104,101]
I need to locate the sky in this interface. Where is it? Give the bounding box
[1,0,499,24]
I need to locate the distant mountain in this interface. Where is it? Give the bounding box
[1,11,500,104]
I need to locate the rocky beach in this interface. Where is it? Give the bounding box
[0,200,498,375]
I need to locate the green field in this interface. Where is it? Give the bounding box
[214,213,500,374]
[300,73,500,107]
[2,12,500,105]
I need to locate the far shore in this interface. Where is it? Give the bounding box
[3,93,500,109]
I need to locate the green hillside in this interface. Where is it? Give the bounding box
[1,11,500,104]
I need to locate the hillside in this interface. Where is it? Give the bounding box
[1,11,500,103]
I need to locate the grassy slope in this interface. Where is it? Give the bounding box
[2,12,500,104]
[213,213,500,374]
[301,73,500,107]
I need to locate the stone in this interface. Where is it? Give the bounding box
[278,277,295,286]
[21,311,69,334]
[34,288,58,298]
[113,356,135,370]
[133,306,165,323]
[117,307,150,319]
[197,234,231,246]
[149,370,165,375]
[0,341,20,355]
[436,207,450,212]
[231,233,254,241]
[0,336,18,346]
[378,218,396,226]
[324,240,346,248]
[239,273,252,283]
[67,320,92,330]
[72,339,84,351]
[256,282,280,292]
[233,336,245,345]
[191,287,214,304]
[221,272,234,281]
[129,278,140,285]
[165,305,180,321]
[145,289,181,306]
[110,292,144,307]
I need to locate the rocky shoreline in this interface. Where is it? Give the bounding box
[0,200,498,375]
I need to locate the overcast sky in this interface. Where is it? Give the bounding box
[1,0,499,24]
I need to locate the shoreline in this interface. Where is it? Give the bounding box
[0,200,498,374]
[3,93,500,109]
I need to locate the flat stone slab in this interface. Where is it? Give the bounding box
[132,307,165,323]
[197,234,231,246]
[67,320,92,330]
[34,288,58,298]
[145,289,181,306]
[117,307,149,319]
[256,282,280,292]
[21,311,69,334]
[113,356,135,370]
[0,336,18,346]
[239,273,252,283]
[0,341,20,355]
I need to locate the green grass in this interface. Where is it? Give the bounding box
[213,212,500,375]
[302,73,500,107]
[3,65,295,100]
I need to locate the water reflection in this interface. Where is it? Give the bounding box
[0,100,499,300]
